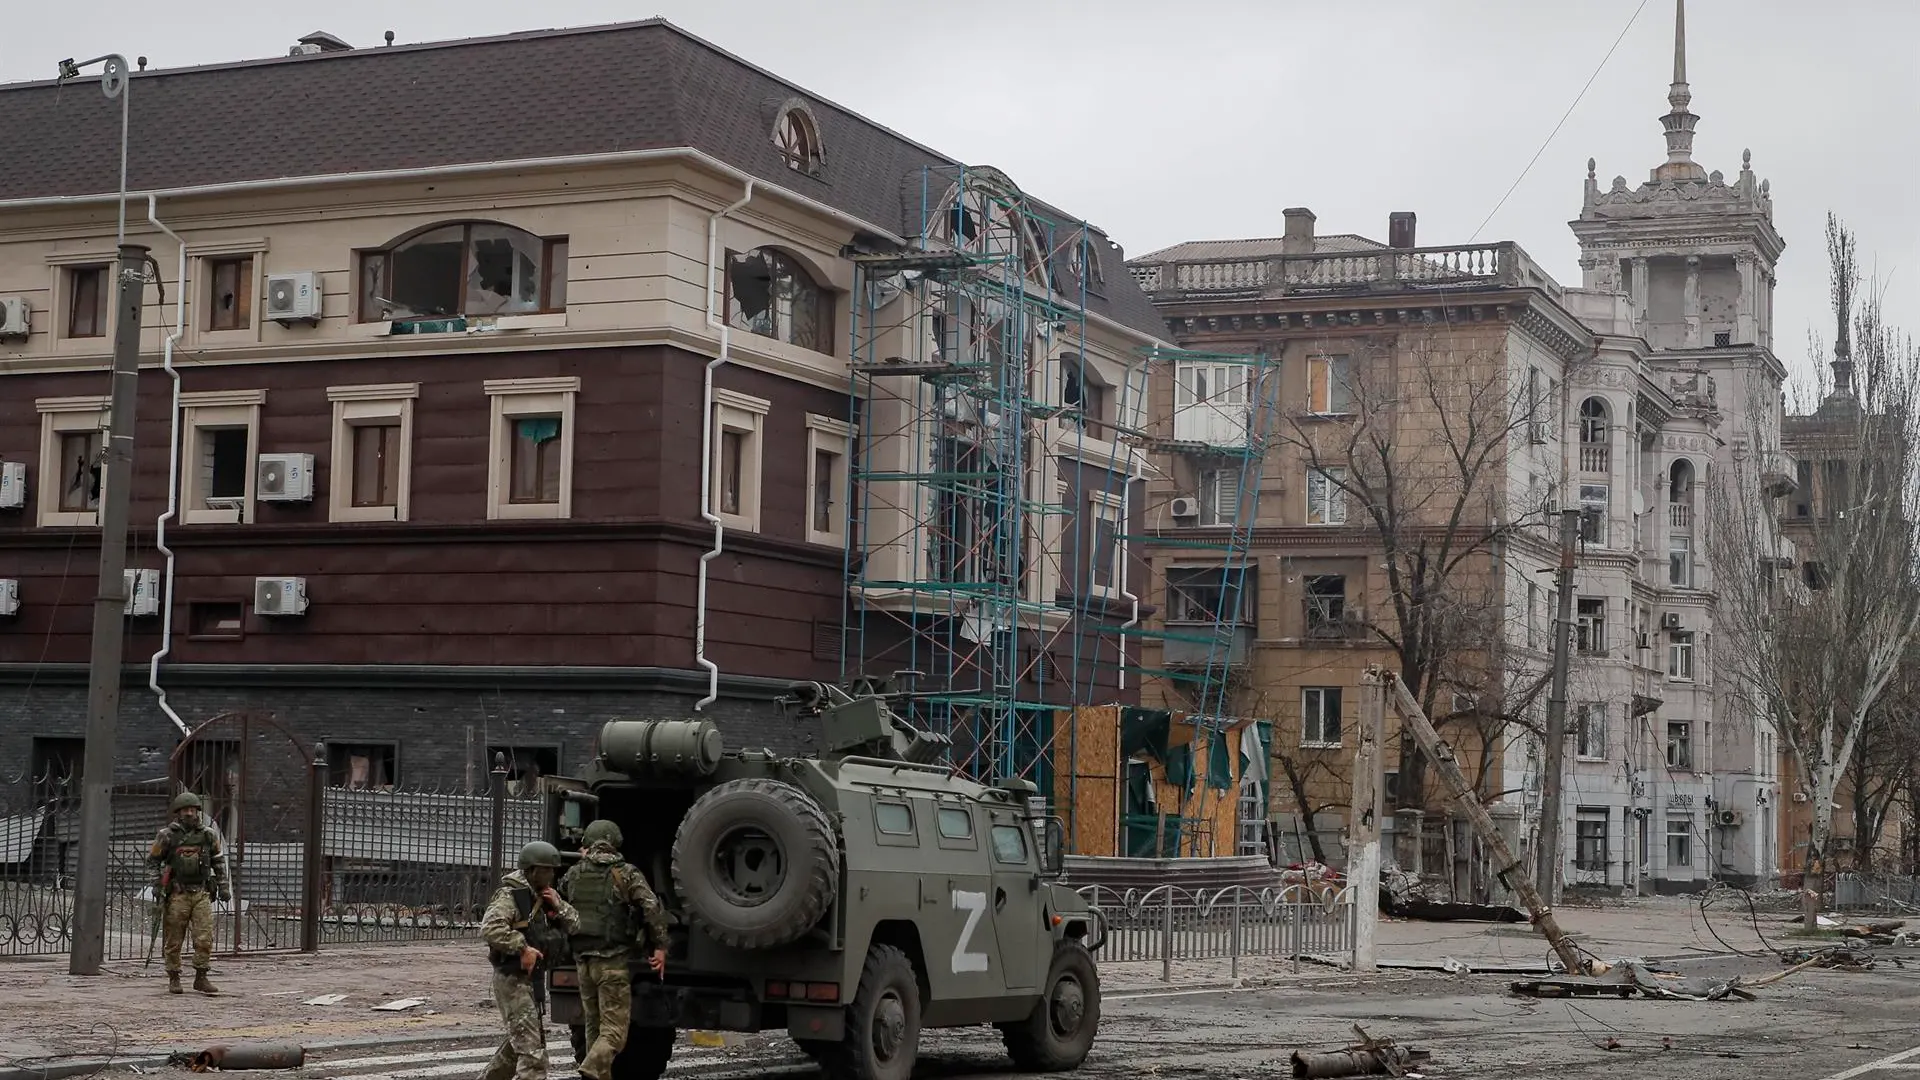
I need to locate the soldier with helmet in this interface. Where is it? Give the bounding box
[147,791,230,995]
[480,840,580,1080]
[557,820,670,1080]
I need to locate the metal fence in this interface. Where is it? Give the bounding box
[1074,883,1357,981]
[0,759,545,959]
[1834,873,1920,913]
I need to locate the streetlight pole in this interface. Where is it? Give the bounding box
[61,51,145,978]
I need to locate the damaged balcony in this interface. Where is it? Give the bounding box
[1159,623,1255,668]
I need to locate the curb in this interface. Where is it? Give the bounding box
[0,1028,502,1080]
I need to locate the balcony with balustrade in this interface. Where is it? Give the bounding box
[1126,240,1561,302]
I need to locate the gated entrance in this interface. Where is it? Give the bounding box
[169,711,317,956]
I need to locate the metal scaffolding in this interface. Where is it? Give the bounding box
[842,165,1140,793]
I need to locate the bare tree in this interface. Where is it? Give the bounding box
[1278,331,1561,809]
[1708,214,1920,926]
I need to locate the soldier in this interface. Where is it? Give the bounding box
[480,841,580,1080]
[147,791,230,995]
[558,820,670,1080]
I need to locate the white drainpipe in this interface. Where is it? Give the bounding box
[695,179,756,711]
[144,195,191,736]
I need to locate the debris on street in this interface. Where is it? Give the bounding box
[1511,960,1756,1002]
[173,1042,307,1072]
[371,998,427,1011]
[300,993,349,1006]
[1290,1025,1431,1078]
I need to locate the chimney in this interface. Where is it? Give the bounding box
[1388,211,1418,250]
[1281,208,1317,256]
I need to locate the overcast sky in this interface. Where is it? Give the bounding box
[6,1,1914,391]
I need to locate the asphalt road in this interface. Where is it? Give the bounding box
[226,961,1920,1080]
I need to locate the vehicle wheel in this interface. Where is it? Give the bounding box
[671,778,839,949]
[1000,941,1100,1072]
[569,1025,587,1066]
[607,1025,675,1080]
[819,944,920,1080]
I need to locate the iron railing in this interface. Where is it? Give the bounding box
[1074,883,1356,981]
[1833,873,1920,913]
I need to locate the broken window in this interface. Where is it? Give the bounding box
[488,745,559,796]
[57,429,102,513]
[1575,597,1606,654]
[199,427,250,501]
[351,422,403,508]
[508,416,563,505]
[67,266,107,338]
[1306,355,1353,414]
[726,248,831,354]
[1575,702,1607,758]
[1575,809,1608,872]
[328,743,398,790]
[1306,467,1348,525]
[1304,574,1347,636]
[30,737,85,802]
[932,437,1010,586]
[774,108,822,174]
[1166,566,1245,623]
[359,223,566,321]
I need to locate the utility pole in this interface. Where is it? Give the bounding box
[1349,671,1388,972]
[69,242,150,976]
[1535,507,1581,908]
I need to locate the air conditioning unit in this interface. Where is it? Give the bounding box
[257,453,314,502]
[0,296,29,340]
[264,272,322,324]
[0,579,18,617]
[1716,809,1743,827]
[124,568,160,617]
[0,462,25,509]
[255,576,308,616]
[1660,612,1683,630]
[1169,496,1199,520]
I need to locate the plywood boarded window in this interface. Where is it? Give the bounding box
[206,257,254,331]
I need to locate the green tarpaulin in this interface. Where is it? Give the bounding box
[1206,727,1234,791]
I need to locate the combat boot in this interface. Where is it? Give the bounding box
[167,971,182,995]
[192,969,219,995]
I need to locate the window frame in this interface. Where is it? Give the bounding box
[1165,564,1246,624]
[325,741,401,790]
[357,222,569,323]
[1574,807,1609,872]
[63,264,110,341]
[1301,686,1343,748]
[1086,490,1126,596]
[328,383,418,523]
[1578,483,1609,546]
[1668,630,1695,680]
[1666,814,1692,868]
[1666,720,1693,770]
[179,389,267,526]
[1574,701,1608,760]
[723,247,834,355]
[804,413,853,548]
[990,823,1030,865]
[1199,467,1241,527]
[1575,597,1607,655]
[36,397,110,527]
[1304,574,1347,637]
[1306,354,1354,415]
[485,377,578,521]
[203,255,257,334]
[711,389,770,533]
[1306,466,1348,525]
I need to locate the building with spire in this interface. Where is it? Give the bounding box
[1122,0,1791,896]
[1558,0,1791,892]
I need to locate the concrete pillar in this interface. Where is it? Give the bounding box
[1734,254,1757,344]
[1629,258,1650,333]
[1350,673,1387,973]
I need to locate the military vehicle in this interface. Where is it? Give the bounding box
[542,679,1107,1080]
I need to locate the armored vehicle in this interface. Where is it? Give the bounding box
[542,680,1106,1080]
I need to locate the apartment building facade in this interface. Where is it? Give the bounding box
[0,22,1165,794]
[1125,0,1791,893]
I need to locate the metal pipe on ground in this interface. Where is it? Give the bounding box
[187,1043,307,1071]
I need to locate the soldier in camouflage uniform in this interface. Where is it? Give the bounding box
[558,820,670,1080]
[147,791,230,995]
[480,841,580,1080]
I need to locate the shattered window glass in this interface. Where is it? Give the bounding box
[727,248,830,354]
[466,224,544,315]
[362,223,563,321]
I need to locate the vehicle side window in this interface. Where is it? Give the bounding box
[937,807,974,839]
[990,824,1028,864]
[875,801,915,835]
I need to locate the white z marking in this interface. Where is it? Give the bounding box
[950,889,989,973]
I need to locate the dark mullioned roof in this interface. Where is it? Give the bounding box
[0,20,1165,338]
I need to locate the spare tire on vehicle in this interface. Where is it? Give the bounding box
[670,778,839,949]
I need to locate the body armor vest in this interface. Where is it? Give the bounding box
[165,825,219,889]
[489,886,566,975]
[567,861,634,953]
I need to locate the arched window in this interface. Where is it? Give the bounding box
[1577,397,1610,473]
[1669,459,1695,528]
[726,247,832,354]
[358,222,567,322]
[774,108,822,175]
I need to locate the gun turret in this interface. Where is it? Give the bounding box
[783,681,952,765]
